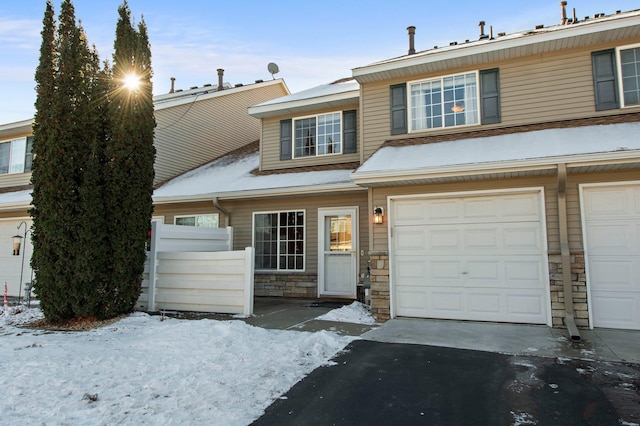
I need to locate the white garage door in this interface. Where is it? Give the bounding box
[582,184,640,330]
[392,191,549,325]
[0,219,33,297]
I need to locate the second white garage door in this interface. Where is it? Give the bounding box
[391,190,549,325]
[581,183,640,330]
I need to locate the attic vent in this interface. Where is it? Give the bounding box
[255,79,264,83]
[203,83,212,87]
[450,41,458,46]
[190,86,197,90]
[535,24,544,29]
[235,83,243,87]
[479,21,489,39]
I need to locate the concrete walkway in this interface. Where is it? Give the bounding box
[363,318,640,364]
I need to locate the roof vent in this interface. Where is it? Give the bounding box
[479,21,489,39]
[407,26,416,55]
[255,79,264,83]
[217,69,224,91]
[190,86,197,90]
[535,24,544,29]
[450,41,458,46]
[203,83,212,87]
[560,1,568,25]
[169,77,175,94]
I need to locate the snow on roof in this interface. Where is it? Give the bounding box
[355,9,640,72]
[253,79,359,108]
[153,149,356,200]
[0,189,31,208]
[355,121,640,176]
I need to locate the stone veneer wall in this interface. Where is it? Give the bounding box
[254,273,317,298]
[368,251,590,328]
[548,253,589,328]
[369,251,390,321]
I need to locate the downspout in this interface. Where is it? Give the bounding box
[557,163,581,342]
[212,197,230,227]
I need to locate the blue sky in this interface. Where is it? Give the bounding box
[1,0,639,124]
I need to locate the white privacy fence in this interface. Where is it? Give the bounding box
[138,222,254,315]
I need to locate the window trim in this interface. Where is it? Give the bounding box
[292,111,343,158]
[252,209,306,272]
[616,43,640,109]
[407,70,481,133]
[173,213,220,228]
[0,136,30,175]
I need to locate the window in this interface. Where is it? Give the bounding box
[294,112,341,158]
[254,211,304,271]
[620,45,640,107]
[410,72,479,131]
[280,110,357,160]
[0,136,32,175]
[174,214,219,228]
[592,45,640,110]
[390,69,500,134]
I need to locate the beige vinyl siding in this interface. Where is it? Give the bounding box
[0,172,31,189]
[214,192,369,274]
[259,103,360,172]
[361,39,640,161]
[154,83,288,185]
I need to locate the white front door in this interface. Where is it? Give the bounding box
[318,208,358,298]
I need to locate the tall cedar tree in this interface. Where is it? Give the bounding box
[32,0,105,321]
[103,1,156,318]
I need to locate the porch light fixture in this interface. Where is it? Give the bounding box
[373,207,384,224]
[12,234,23,256]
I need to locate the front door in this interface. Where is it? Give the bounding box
[318,208,358,298]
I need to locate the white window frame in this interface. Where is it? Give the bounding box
[174,213,219,228]
[252,210,306,272]
[408,70,480,133]
[293,111,342,158]
[617,43,640,108]
[0,137,28,175]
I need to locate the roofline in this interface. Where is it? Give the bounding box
[153,182,364,204]
[352,12,640,81]
[154,79,289,111]
[351,150,640,185]
[248,89,359,118]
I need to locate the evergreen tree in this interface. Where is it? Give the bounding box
[103,1,156,317]
[32,0,99,322]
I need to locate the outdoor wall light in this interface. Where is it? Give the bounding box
[373,207,384,224]
[12,234,23,256]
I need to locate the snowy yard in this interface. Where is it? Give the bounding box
[0,302,372,425]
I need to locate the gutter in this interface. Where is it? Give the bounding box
[557,163,581,342]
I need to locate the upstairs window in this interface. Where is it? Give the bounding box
[294,112,341,158]
[410,72,479,131]
[592,45,640,110]
[0,136,32,175]
[280,110,357,161]
[391,68,500,135]
[620,45,640,107]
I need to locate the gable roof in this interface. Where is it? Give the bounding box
[153,141,362,203]
[248,78,359,119]
[352,113,640,186]
[353,9,640,84]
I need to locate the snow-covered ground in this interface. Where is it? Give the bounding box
[0,302,373,425]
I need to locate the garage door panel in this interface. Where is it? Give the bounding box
[393,192,541,226]
[393,191,548,325]
[591,296,638,329]
[583,184,640,330]
[396,224,543,256]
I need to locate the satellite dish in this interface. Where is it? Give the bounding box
[267,62,279,79]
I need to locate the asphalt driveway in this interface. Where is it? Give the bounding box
[252,340,640,426]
